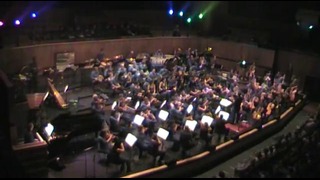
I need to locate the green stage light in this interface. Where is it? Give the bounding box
[187,18,191,23]
[199,13,203,19]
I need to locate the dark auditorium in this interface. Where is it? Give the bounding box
[1,1,320,178]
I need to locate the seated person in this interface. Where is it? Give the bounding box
[136,126,153,159]
[150,134,166,166]
[24,122,38,143]
[97,130,114,155]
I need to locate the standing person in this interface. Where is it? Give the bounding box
[109,136,131,173]
[28,57,38,93]
[96,48,105,62]
[233,94,243,124]
[214,115,228,145]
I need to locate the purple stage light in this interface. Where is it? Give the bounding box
[14,20,21,26]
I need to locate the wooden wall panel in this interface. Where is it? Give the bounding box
[1,37,275,75]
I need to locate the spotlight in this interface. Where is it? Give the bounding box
[169,9,173,15]
[0,21,4,27]
[31,12,37,18]
[14,20,21,26]
[309,25,313,30]
[198,13,203,19]
[187,17,191,23]
[240,60,247,68]
[179,11,183,17]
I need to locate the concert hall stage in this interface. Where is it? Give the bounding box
[10,83,306,178]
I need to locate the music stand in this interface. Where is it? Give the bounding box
[111,101,117,111]
[201,115,214,126]
[220,98,232,107]
[133,114,145,126]
[185,120,197,131]
[158,110,169,121]
[186,104,193,114]
[64,85,69,102]
[215,105,221,114]
[134,101,140,110]
[125,133,138,147]
[157,128,169,140]
[160,100,167,109]
[218,111,230,121]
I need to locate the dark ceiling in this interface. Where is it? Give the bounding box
[1,1,320,22]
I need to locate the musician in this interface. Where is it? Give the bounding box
[180,126,196,158]
[24,122,37,143]
[95,101,110,129]
[96,48,105,62]
[151,134,166,166]
[141,107,157,125]
[158,78,168,94]
[109,111,122,132]
[136,125,153,159]
[28,57,38,93]
[116,62,127,75]
[213,115,228,145]
[109,136,132,173]
[97,130,114,156]
[127,50,136,60]
[195,98,209,120]
[149,68,158,81]
[289,86,298,104]
[199,122,212,146]
[90,67,101,83]
[232,94,243,124]
[103,63,113,78]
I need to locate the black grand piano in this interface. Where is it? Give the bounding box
[47,109,102,158]
[27,82,102,159]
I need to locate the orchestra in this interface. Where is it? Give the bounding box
[14,47,301,175]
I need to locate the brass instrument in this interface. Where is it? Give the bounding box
[252,106,263,120]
